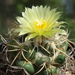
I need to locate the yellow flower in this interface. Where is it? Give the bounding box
[15,6,66,41]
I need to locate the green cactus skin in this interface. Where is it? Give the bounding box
[17,61,35,74]
[50,66,57,73]
[53,42,68,66]
[25,50,36,61]
[44,68,51,75]
[43,66,61,75]
[35,56,50,66]
[56,69,61,74]
[54,54,66,64]
[6,35,69,75]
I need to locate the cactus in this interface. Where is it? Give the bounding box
[0,6,74,75]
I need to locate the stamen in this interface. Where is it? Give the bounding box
[34,20,47,29]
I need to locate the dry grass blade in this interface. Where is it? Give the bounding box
[0,34,7,43]
[11,51,21,65]
[34,62,46,75]
[7,49,20,52]
[21,51,29,62]
[40,45,51,54]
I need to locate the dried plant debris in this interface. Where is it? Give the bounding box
[0,33,75,75]
[67,41,75,59]
[0,35,75,75]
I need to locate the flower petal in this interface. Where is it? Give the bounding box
[15,6,67,41]
[51,28,66,34]
[25,33,38,41]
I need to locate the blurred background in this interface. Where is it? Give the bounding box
[0,0,75,42]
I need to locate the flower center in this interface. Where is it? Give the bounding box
[34,20,47,29]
